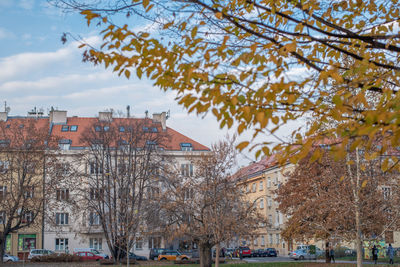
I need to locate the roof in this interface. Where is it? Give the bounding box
[234,154,279,181]
[0,116,210,151]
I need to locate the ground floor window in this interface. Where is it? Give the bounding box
[6,234,11,251]
[55,238,68,251]
[18,234,36,251]
[148,237,161,249]
[89,238,102,250]
[135,238,143,250]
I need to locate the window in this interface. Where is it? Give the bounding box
[148,237,161,249]
[103,126,110,132]
[61,125,69,132]
[246,185,250,193]
[0,186,6,200]
[268,215,272,224]
[136,238,143,250]
[253,238,258,245]
[89,162,103,174]
[275,175,279,185]
[259,199,264,209]
[180,143,193,151]
[252,183,256,192]
[0,140,10,148]
[56,213,69,225]
[276,234,280,245]
[94,126,101,132]
[261,236,265,246]
[143,127,149,132]
[55,238,68,251]
[0,211,5,224]
[70,125,78,132]
[181,164,193,176]
[18,234,36,251]
[22,211,33,223]
[267,197,272,208]
[89,212,100,225]
[152,127,158,133]
[90,238,102,250]
[267,177,271,187]
[23,186,34,199]
[276,210,280,225]
[383,187,391,200]
[58,139,71,150]
[119,126,125,132]
[269,234,273,244]
[56,189,69,201]
[146,140,157,149]
[90,188,104,200]
[259,181,263,190]
[0,161,9,173]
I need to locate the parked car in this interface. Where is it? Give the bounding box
[3,254,19,262]
[128,252,148,261]
[73,248,109,259]
[157,250,189,261]
[289,249,317,260]
[266,248,277,257]
[28,249,54,260]
[73,251,104,261]
[234,246,251,258]
[149,248,167,260]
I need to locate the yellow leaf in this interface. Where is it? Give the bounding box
[125,69,131,79]
[237,141,249,151]
[142,0,149,8]
[215,12,223,19]
[339,176,345,182]
[361,180,368,188]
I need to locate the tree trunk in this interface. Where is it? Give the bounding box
[0,236,5,264]
[325,241,331,263]
[215,243,220,267]
[355,208,363,267]
[199,242,212,267]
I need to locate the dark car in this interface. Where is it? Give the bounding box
[266,248,277,257]
[149,248,166,261]
[251,249,266,257]
[128,252,148,261]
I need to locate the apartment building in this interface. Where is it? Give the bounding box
[236,155,294,255]
[0,109,210,258]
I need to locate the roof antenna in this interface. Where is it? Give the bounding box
[145,110,148,118]
[127,105,130,118]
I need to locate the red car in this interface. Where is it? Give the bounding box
[74,251,104,261]
[235,246,251,258]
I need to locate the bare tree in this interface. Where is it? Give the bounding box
[160,137,265,267]
[0,119,58,263]
[276,145,399,266]
[67,118,167,263]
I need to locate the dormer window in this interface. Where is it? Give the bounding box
[58,139,72,150]
[0,140,10,148]
[151,127,158,133]
[94,126,101,132]
[103,126,110,132]
[119,126,125,132]
[70,125,78,132]
[143,127,149,132]
[61,125,69,132]
[180,143,193,151]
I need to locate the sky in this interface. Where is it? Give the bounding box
[0,0,301,168]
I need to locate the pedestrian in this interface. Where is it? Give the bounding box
[372,245,378,264]
[387,243,395,265]
[329,246,335,263]
[239,249,243,260]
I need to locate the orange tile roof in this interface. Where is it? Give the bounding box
[234,154,279,181]
[1,116,210,151]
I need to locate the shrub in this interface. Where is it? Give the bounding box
[31,254,82,262]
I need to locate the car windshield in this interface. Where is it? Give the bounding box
[92,249,100,254]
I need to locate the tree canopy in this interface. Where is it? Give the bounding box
[54,0,400,165]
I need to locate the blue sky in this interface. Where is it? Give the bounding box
[0,0,301,167]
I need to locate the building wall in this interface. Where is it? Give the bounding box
[240,163,294,256]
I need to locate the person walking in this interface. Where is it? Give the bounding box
[387,243,395,264]
[372,245,378,264]
[329,246,335,263]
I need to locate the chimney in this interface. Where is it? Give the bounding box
[99,111,113,122]
[0,112,7,122]
[152,112,167,131]
[49,110,67,124]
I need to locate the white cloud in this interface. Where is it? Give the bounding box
[19,0,34,10]
[0,27,14,40]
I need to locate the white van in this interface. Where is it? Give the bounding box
[73,248,109,259]
[28,249,54,259]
